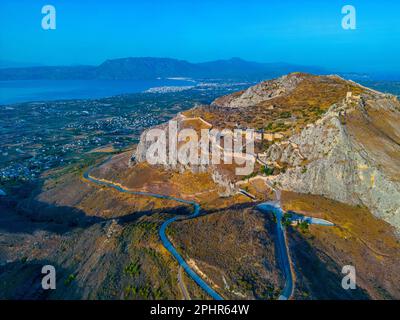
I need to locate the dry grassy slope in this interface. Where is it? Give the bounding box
[92,150,222,198]
[184,73,364,133]
[0,212,187,299]
[168,194,396,300]
[0,156,204,299]
[282,191,400,299]
[169,206,284,300]
[91,150,252,212]
[1,146,252,300]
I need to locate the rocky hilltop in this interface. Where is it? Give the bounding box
[266,92,400,230]
[135,73,400,232]
[211,73,304,108]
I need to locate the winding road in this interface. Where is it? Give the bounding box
[178,266,191,300]
[83,164,223,300]
[257,201,295,300]
[256,192,334,300]
[84,160,333,301]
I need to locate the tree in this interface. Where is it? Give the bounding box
[282,213,293,227]
[298,220,310,233]
[261,165,274,176]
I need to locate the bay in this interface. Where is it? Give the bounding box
[0,79,196,105]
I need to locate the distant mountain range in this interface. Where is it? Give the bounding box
[0,57,331,81]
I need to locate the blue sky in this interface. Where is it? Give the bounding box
[0,0,399,73]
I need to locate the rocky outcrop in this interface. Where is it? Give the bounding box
[134,114,238,196]
[266,95,400,232]
[211,73,305,108]
[211,170,237,197]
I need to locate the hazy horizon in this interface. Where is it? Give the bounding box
[0,56,331,69]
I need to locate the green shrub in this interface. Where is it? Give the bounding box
[261,165,274,176]
[124,260,141,277]
[265,123,273,131]
[282,213,293,227]
[280,111,292,119]
[64,274,76,286]
[298,221,310,233]
[244,171,258,180]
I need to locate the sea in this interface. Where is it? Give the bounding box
[0,79,196,105]
[0,78,398,106]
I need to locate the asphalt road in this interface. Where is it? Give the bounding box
[257,200,335,300]
[178,266,191,300]
[257,202,294,300]
[83,164,223,300]
[84,159,333,301]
